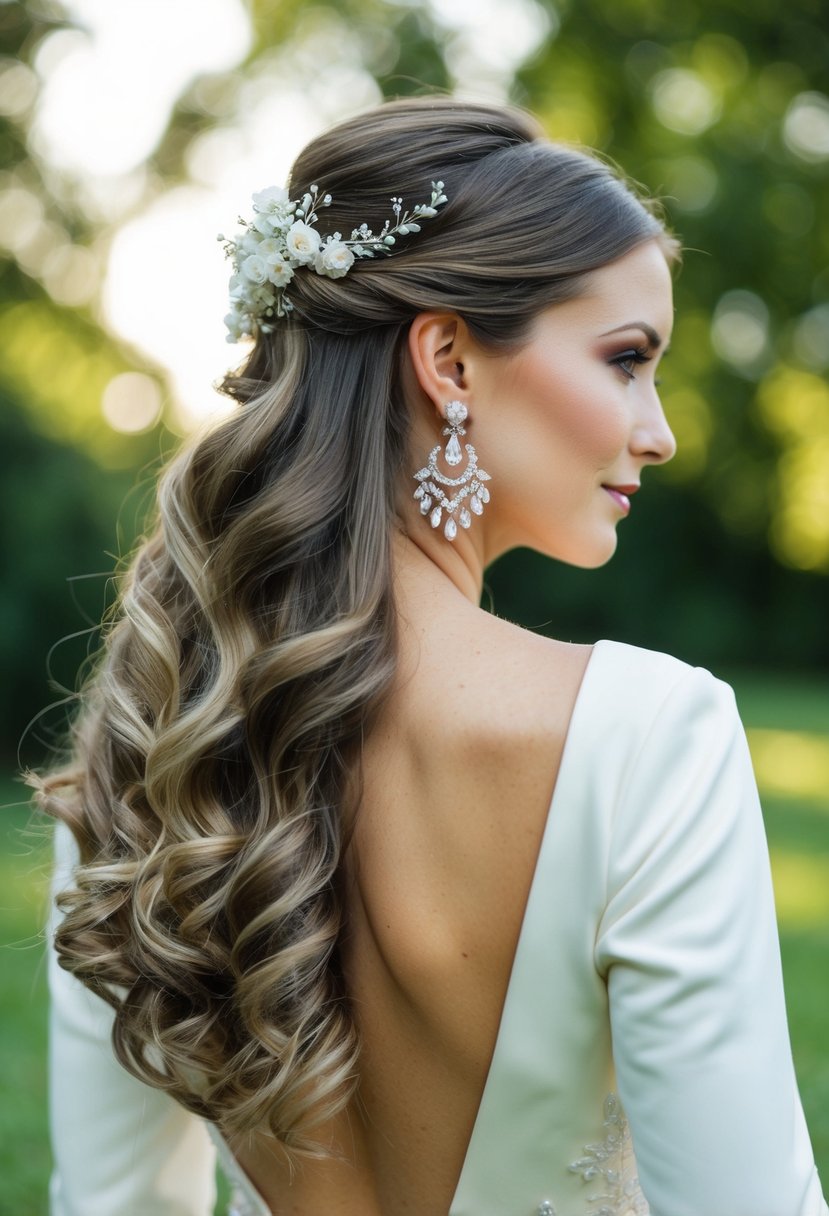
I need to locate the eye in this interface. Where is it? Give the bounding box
[611,346,652,380]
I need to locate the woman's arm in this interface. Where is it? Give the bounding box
[49,821,217,1216]
[596,667,827,1216]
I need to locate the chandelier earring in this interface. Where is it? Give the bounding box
[412,400,492,542]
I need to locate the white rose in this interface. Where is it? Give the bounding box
[285,221,321,265]
[314,239,355,279]
[241,254,268,285]
[252,185,290,214]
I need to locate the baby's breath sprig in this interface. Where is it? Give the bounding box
[218,180,448,342]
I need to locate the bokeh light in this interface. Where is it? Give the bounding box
[650,68,721,135]
[710,290,770,375]
[101,371,163,434]
[783,91,829,163]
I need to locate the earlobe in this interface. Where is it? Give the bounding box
[407,312,470,410]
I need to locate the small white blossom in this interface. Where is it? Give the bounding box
[241,254,268,285]
[252,185,290,214]
[285,221,321,264]
[257,238,296,287]
[315,240,355,279]
[251,213,276,238]
[239,230,262,255]
[219,179,448,340]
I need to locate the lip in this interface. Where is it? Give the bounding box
[601,484,639,514]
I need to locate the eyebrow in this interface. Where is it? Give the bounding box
[600,321,663,348]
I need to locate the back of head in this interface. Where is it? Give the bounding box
[32,96,674,1154]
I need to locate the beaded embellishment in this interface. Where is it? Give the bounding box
[568,1094,649,1216]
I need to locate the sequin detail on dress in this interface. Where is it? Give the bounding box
[568,1094,649,1216]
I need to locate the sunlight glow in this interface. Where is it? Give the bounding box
[31,0,251,177]
[26,0,550,430]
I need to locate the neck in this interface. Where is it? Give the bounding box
[391,526,484,609]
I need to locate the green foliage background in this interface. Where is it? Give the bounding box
[2,0,829,768]
[1,1,828,1210]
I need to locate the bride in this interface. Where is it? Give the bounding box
[37,97,827,1215]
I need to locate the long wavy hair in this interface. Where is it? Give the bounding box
[31,98,676,1153]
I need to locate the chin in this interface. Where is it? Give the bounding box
[543,530,619,570]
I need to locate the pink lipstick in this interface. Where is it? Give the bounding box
[602,484,639,514]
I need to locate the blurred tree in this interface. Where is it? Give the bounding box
[2,0,828,763]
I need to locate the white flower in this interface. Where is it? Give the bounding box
[224,308,250,343]
[315,239,355,279]
[241,254,268,285]
[221,180,448,340]
[239,230,262,255]
[268,260,294,288]
[257,238,295,287]
[252,185,290,214]
[285,221,321,265]
[251,213,276,238]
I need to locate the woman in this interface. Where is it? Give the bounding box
[37,98,827,1215]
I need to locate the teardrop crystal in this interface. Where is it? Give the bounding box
[459,508,472,529]
[430,505,442,529]
[470,494,483,515]
[480,485,490,503]
[413,485,424,500]
[444,432,463,467]
[444,517,458,541]
[420,494,432,515]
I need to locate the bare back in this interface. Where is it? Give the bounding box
[234,563,592,1215]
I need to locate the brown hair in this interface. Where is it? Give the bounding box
[31,97,675,1153]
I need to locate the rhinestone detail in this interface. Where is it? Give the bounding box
[412,401,492,542]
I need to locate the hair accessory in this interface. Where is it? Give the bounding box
[412,401,492,542]
[218,180,448,342]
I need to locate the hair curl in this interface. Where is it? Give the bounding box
[31,97,676,1153]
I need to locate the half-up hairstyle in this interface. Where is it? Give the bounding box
[32,97,675,1152]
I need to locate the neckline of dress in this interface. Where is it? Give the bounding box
[214,639,614,1216]
[447,638,609,1213]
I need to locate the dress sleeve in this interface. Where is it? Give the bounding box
[48,821,217,1216]
[594,667,828,1216]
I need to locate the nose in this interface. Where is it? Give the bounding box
[630,390,676,466]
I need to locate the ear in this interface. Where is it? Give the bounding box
[407,312,473,414]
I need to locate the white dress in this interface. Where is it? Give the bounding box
[48,642,829,1216]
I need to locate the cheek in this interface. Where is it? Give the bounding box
[494,354,628,474]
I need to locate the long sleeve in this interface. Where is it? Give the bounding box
[48,821,217,1216]
[595,667,827,1216]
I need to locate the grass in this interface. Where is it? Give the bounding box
[1,668,828,1213]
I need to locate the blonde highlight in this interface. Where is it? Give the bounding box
[32,97,677,1154]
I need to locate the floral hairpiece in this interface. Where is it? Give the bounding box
[218,180,448,342]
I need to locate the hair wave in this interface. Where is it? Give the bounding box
[31,97,675,1152]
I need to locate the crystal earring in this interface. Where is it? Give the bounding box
[412,400,492,542]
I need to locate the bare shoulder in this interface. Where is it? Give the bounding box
[397,598,593,755]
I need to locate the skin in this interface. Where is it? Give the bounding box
[233,239,675,1215]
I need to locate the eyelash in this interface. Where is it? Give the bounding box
[611,346,652,380]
